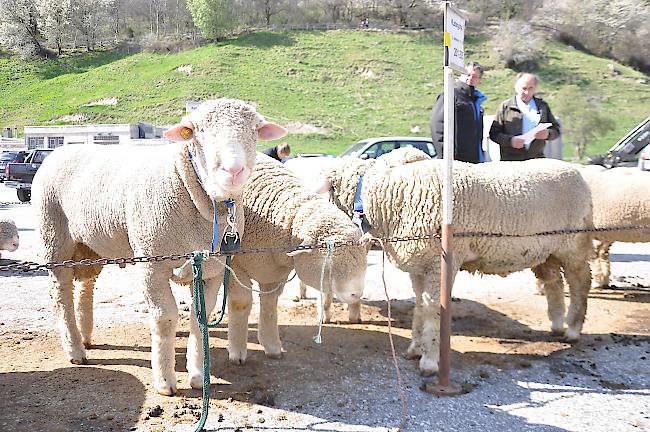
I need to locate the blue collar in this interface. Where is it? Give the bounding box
[187,151,239,253]
[351,176,371,233]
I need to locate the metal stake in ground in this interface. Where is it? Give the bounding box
[432,4,465,396]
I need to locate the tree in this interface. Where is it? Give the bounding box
[0,0,48,58]
[252,0,284,27]
[492,19,542,69]
[554,86,615,160]
[187,0,236,40]
[70,0,111,51]
[38,0,72,55]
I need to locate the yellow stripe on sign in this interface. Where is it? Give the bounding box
[443,32,451,47]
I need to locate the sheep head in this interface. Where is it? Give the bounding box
[288,202,367,305]
[165,98,286,200]
[0,219,19,253]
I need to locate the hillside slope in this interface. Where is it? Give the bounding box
[1,30,648,157]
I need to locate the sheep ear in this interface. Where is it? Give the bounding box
[311,177,332,194]
[258,121,287,141]
[164,121,194,142]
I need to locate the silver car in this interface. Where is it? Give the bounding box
[340,136,439,160]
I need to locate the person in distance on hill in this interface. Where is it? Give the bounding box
[489,72,560,161]
[430,61,488,163]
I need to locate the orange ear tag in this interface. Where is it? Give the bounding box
[180,127,192,140]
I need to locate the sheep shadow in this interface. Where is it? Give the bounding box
[42,317,647,431]
[0,367,145,431]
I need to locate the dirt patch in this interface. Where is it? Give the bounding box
[1,285,648,431]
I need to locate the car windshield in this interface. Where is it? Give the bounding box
[1,153,20,161]
[340,141,369,157]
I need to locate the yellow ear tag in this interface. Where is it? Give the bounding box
[179,127,192,140]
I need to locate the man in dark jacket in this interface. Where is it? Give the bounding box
[489,73,560,161]
[430,61,487,163]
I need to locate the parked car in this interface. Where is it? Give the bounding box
[0,151,27,182]
[638,144,650,171]
[282,152,337,162]
[340,136,439,160]
[4,148,54,202]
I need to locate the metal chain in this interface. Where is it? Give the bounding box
[0,201,30,206]
[2,224,649,274]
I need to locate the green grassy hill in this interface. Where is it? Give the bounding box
[1,30,648,158]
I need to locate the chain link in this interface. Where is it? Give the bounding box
[2,224,649,274]
[0,201,30,206]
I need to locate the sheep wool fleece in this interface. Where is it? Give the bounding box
[31,98,264,396]
[578,166,650,288]
[227,153,367,363]
[328,149,594,376]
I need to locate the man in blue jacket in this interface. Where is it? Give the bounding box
[430,61,487,163]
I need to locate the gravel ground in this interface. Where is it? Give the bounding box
[1,184,649,432]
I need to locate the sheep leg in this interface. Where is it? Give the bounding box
[563,260,592,341]
[50,267,87,365]
[187,277,221,390]
[227,270,253,365]
[75,277,98,348]
[258,282,286,358]
[406,272,425,359]
[417,271,443,377]
[347,300,362,324]
[590,240,612,289]
[299,280,308,299]
[323,291,333,323]
[533,258,565,335]
[143,272,179,396]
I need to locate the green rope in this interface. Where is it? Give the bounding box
[192,252,232,432]
[314,241,334,344]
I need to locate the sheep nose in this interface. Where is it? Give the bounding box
[223,164,244,178]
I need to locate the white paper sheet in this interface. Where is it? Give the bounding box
[521,123,552,146]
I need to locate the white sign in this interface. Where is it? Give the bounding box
[444,3,466,73]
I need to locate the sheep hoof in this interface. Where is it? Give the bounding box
[406,343,422,360]
[228,356,246,366]
[565,328,581,342]
[265,351,283,360]
[419,357,439,377]
[551,327,565,336]
[70,357,87,365]
[348,318,362,324]
[157,386,176,396]
[83,342,92,349]
[189,375,204,390]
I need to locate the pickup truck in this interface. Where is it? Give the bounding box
[4,148,54,202]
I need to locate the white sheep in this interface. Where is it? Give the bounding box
[0,218,19,258]
[579,166,650,288]
[316,148,594,376]
[284,155,363,322]
[227,153,367,363]
[31,98,287,395]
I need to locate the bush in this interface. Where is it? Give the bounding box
[492,20,542,69]
[553,85,615,160]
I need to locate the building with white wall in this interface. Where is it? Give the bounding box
[22,123,169,149]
